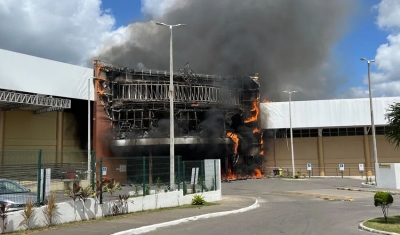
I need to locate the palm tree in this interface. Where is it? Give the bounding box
[385,102,400,149]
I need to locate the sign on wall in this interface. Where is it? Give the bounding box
[339,163,345,171]
[379,163,391,169]
[307,163,312,171]
[359,163,364,171]
[102,167,107,176]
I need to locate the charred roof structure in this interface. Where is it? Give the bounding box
[93,60,264,179]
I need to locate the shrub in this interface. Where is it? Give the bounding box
[374,191,394,222]
[43,193,58,226]
[0,203,10,232]
[294,174,299,179]
[191,194,206,205]
[19,198,36,229]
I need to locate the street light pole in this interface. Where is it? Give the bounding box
[283,90,297,178]
[87,77,91,183]
[156,22,185,190]
[360,58,378,175]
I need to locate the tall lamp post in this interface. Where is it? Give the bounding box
[282,90,297,178]
[156,22,185,190]
[87,77,91,183]
[360,58,378,178]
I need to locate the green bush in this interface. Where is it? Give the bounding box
[191,194,206,205]
[374,191,394,222]
[294,174,299,179]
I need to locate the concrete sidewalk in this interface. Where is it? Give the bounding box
[36,195,256,235]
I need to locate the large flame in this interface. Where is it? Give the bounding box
[221,168,237,180]
[226,132,239,154]
[253,127,260,133]
[222,167,263,180]
[244,100,259,123]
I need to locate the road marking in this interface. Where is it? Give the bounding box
[276,191,354,202]
[111,199,260,235]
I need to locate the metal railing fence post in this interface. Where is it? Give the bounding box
[200,160,204,193]
[143,156,146,196]
[36,150,42,206]
[99,157,103,204]
[91,150,95,190]
[178,156,181,191]
[214,159,217,191]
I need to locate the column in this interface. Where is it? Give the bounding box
[317,128,325,176]
[56,111,64,164]
[363,127,373,176]
[0,110,5,166]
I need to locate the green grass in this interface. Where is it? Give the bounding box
[7,202,219,235]
[363,215,400,233]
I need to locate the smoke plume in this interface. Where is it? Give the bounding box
[93,0,357,101]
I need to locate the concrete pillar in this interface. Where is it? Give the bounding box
[56,111,64,164]
[363,127,373,176]
[317,128,325,176]
[0,110,5,166]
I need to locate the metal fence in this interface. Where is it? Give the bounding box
[0,149,93,207]
[96,156,219,204]
[265,166,375,178]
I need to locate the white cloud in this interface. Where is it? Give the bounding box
[346,0,400,98]
[375,0,400,29]
[141,0,186,19]
[0,0,117,66]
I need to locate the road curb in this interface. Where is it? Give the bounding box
[358,219,400,235]
[111,199,260,235]
[337,187,400,195]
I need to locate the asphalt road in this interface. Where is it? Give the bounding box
[144,178,400,235]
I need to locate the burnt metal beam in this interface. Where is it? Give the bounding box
[34,107,65,114]
[1,103,31,111]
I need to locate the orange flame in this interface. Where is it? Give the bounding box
[222,167,263,180]
[95,65,106,95]
[253,127,260,133]
[262,99,271,103]
[222,168,237,180]
[244,100,259,123]
[226,132,239,154]
[260,132,264,155]
[252,168,263,178]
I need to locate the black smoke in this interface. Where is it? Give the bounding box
[93,0,358,101]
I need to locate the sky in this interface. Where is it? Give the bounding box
[0,0,398,101]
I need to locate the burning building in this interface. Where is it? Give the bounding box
[92,60,264,181]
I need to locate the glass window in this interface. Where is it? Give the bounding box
[0,180,29,194]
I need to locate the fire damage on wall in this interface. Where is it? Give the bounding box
[93,60,266,181]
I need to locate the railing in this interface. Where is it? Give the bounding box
[265,166,375,178]
[96,156,219,204]
[0,149,94,206]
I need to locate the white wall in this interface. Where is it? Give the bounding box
[204,159,221,190]
[260,97,400,129]
[3,190,221,233]
[375,163,400,189]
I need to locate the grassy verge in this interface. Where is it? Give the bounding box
[7,202,219,235]
[363,216,400,233]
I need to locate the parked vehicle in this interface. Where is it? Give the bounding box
[0,179,38,211]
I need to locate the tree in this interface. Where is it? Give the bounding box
[374,191,394,222]
[385,102,400,149]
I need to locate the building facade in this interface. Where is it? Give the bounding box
[260,97,400,176]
